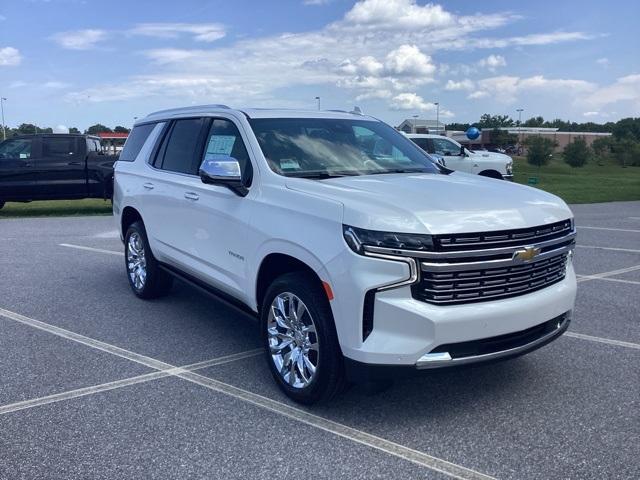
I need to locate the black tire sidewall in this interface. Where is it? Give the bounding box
[124,221,172,299]
[261,272,344,404]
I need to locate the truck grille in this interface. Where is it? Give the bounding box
[433,219,573,251]
[412,253,568,305]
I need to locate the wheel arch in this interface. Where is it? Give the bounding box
[255,252,328,313]
[121,206,143,236]
[478,169,504,179]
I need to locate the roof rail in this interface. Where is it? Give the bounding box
[146,104,231,118]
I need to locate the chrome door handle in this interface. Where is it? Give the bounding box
[143,183,154,190]
[184,192,199,201]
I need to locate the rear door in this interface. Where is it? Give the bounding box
[0,137,37,199]
[34,136,86,198]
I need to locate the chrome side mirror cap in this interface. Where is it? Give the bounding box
[199,157,248,197]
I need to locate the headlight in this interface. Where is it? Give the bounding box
[343,225,434,255]
[506,161,513,175]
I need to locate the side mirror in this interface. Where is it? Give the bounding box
[199,156,248,197]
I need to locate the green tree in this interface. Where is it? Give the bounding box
[490,128,518,148]
[476,114,514,129]
[524,136,556,167]
[69,127,80,134]
[17,123,39,134]
[612,117,640,141]
[563,138,591,168]
[523,116,545,127]
[611,137,640,167]
[85,124,112,134]
[114,125,130,133]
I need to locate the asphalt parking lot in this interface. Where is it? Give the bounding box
[1,201,638,480]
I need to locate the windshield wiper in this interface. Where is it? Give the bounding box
[285,171,361,179]
[367,168,431,175]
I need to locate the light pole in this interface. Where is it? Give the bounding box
[315,96,321,111]
[0,97,6,141]
[412,114,419,133]
[516,108,524,149]
[434,102,440,133]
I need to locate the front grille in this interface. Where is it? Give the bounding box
[412,253,568,305]
[433,219,572,251]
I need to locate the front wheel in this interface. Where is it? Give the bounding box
[0,200,5,210]
[124,221,173,299]
[261,272,345,404]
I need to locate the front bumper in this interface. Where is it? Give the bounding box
[344,312,570,381]
[503,174,514,181]
[327,249,577,368]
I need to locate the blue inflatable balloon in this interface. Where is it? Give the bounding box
[466,127,480,140]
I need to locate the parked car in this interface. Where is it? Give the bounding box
[114,105,576,404]
[0,133,116,209]
[406,133,513,180]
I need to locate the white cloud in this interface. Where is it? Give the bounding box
[130,23,226,42]
[596,57,609,67]
[43,81,71,89]
[303,0,332,5]
[470,75,596,102]
[65,0,596,107]
[445,79,475,91]
[579,74,640,111]
[384,44,435,77]
[583,111,599,117]
[51,29,107,50]
[389,92,453,117]
[477,54,506,71]
[0,46,21,66]
[355,89,392,101]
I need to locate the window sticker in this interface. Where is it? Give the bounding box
[207,135,236,156]
[279,158,301,170]
[20,153,29,159]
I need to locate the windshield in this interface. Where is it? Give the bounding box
[249,118,440,178]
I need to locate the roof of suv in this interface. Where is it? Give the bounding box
[142,104,375,123]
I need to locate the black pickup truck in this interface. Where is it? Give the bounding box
[0,134,117,209]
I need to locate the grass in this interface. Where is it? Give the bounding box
[0,199,112,218]
[513,155,640,204]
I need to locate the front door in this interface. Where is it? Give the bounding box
[0,137,37,200]
[430,137,468,172]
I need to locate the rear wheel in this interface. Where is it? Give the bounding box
[261,272,345,404]
[124,221,173,299]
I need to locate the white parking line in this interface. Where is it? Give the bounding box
[577,275,640,286]
[577,245,640,254]
[59,243,123,256]
[576,264,640,283]
[0,306,495,480]
[0,349,262,416]
[565,332,640,350]
[577,226,640,233]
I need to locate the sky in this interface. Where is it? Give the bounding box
[0,0,639,131]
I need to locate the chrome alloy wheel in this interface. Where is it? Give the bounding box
[267,292,319,389]
[126,232,147,290]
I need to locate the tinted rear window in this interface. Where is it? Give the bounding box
[158,118,206,174]
[119,124,155,162]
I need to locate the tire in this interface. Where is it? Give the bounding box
[261,272,346,405]
[124,221,173,299]
[0,201,4,210]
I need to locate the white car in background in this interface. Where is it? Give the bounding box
[406,133,513,180]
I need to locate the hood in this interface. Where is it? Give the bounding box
[286,172,571,235]
[469,150,512,162]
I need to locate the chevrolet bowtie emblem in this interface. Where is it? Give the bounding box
[512,246,541,263]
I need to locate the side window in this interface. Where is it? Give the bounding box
[120,123,155,162]
[431,138,460,156]
[43,137,76,157]
[158,118,206,174]
[0,138,33,159]
[87,138,100,153]
[202,119,252,181]
[411,138,431,152]
[353,124,412,163]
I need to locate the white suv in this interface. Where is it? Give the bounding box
[113,105,576,404]
[406,133,513,180]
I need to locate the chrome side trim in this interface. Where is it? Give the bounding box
[418,243,573,272]
[363,251,419,291]
[363,229,576,260]
[415,314,570,369]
